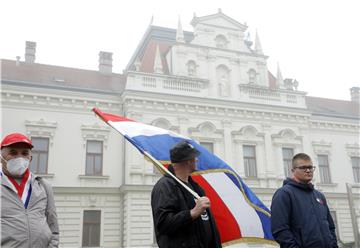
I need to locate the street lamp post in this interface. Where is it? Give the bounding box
[346,183,360,248]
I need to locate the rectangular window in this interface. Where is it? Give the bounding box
[200,141,214,153]
[82,210,101,247]
[30,137,49,174]
[243,145,257,177]
[282,148,294,178]
[351,157,360,183]
[318,155,332,183]
[86,140,103,176]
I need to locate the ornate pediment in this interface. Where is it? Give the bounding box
[191,10,247,31]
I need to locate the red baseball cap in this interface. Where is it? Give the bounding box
[1,133,33,149]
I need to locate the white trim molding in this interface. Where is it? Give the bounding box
[25,119,57,146]
[81,123,111,148]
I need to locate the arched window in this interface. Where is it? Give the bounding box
[198,122,216,135]
[248,69,257,84]
[215,35,228,49]
[187,60,197,76]
[240,125,258,137]
[279,129,297,139]
[151,118,171,130]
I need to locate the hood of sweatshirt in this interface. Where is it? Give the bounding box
[283,177,314,191]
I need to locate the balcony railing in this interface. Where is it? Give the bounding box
[239,84,281,101]
[126,72,307,108]
[127,72,208,93]
[238,84,307,108]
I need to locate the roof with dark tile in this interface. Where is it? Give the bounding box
[126,25,193,73]
[139,40,171,74]
[268,71,277,89]
[1,59,126,94]
[305,96,359,119]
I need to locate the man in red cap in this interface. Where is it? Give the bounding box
[1,133,59,247]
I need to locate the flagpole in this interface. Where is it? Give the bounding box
[143,151,200,200]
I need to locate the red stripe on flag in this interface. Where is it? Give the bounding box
[93,108,135,123]
[192,174,242,243]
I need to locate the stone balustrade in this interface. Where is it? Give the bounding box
[127,72,307,108]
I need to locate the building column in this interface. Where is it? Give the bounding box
[262,124,277,187]
[299,127,310,150]
[222,119,233,165]
[178,115,189,136]
[234,140,245,176]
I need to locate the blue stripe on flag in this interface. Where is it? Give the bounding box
[131,134,186,160]
[256,210,273,239]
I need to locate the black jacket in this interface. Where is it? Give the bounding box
[151,167,222,248]
[271,178,338,248]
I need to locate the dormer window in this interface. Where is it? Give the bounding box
[215,35,228,49]
[248,69,257,84]
[187,60,197,76]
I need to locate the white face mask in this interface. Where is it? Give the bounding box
[2,157,30,176]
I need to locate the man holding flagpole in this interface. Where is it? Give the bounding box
[151,141,222,248]
[0,133,59,247]
[93,107,275,246]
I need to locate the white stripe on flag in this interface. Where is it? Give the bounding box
[109,121,188,139]
[203,172,264,238]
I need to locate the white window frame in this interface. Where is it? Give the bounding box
[30,137,50,174]
[318,154,332,184]
[243,145,258,178]
[282,147,294,178]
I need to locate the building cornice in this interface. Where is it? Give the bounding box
[310,112,359,121]
[310,120,359,132]
[122,93,311,124]
[122,90,310,113]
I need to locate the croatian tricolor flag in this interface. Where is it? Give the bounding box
[93,108,275,246]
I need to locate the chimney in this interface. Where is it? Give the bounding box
[16,56,21,66]
[25,41,36,63]
[350,87,360,102]
[98,51,113,74]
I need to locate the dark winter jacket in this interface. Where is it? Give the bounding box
[271,178,338,248]
[151,167,222,248]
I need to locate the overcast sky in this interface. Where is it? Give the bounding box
[1,0,359,101]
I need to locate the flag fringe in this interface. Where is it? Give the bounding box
[222,237,278,247]
[193,169,271,217]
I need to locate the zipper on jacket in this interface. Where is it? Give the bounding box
[311,191,326,247]
[25,209,31,248]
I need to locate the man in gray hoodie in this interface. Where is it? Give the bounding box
[1,133,59,247]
